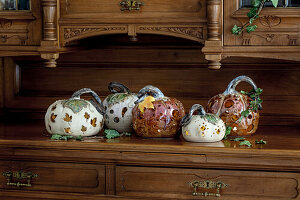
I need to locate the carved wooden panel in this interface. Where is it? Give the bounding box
[61,26,128,45]
[137,25,206,43]
[59,0,206,23]
[0,0,42,46]
[224,1,300,46]
[0,14,34,45]
[60,24,207,46]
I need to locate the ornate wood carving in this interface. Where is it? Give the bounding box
[64,27,126,40]
[242,35,252,46]
[41,0,57,41]
[0,19,12,28]
[288,35,298,46]
[259,16,281,28]
[0,35,27,45]
[138,26,205,42]
[61,26,127,45]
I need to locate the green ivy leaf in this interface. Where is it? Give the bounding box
[246,25,257,33]
[51,134,63,140]
[51,134,74,141]
[224,126,232,139]
[255,139,267,144]
[231,137,246,141]
[232,25,242,35]
[239,140,252,147]
[75,135,83,141]
[251,0,262,8]
[104,129,120,139]
[255,88,263,95]
[270,0,278,7]
[247,7,258,18]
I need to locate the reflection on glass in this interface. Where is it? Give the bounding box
[3,0,16,10]
[240,0,285,7]
[0,0,30,10]
[18,0,29,10]
[287,0,300,7]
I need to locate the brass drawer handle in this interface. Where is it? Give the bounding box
[190,180,228,197]
[3,171,38,187]
[120,0,144,11]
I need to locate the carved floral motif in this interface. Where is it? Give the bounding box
[259,16,281,28]
[64,27,126,40]
[139,27,204,40]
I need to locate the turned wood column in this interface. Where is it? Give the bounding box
[202,0,223,69]
[207,0,221,41]
[42,0,57,40]
[40,0,59,67]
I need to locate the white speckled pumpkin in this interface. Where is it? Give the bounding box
[102,82,138,133]
[45,88,105,137]
[181,104,226,143]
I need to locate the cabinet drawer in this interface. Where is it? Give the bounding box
[60,0,206,23]
[0,161,105,194]
[116,166,300,199]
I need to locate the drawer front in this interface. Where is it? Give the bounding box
[0,161,105,194]
[60,0,206,22]
[116,166,300,199]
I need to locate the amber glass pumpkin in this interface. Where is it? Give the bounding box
[206,76,262,137]
[132,85,185,138]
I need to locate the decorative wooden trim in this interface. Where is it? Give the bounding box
[232,8,300,18]
[137,25,205,43]
[61,26,127,46]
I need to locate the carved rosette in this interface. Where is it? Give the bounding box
[138,26,205,42]
[0,19,12,28]
[62,27,127,45]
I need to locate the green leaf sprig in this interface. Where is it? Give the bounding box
[224,126,232,139]
[255,139,267,144]
[239,88,263,122]
[51,134,83,141]
[239,140,252,147]
[232,0,278,35]
[104,129,132,139]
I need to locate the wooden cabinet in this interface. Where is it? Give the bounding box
[116,166,300,199]
[223,0,300,62]
[0,0,299,200]
[0,161,105,194]
[0,0,299,68]
[0,124,299,200]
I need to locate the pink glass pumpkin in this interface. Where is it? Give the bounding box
[132,85,185,138]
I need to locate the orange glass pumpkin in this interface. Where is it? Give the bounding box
[206,76,262,137]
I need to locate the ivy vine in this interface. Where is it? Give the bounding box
[232,0,279,35]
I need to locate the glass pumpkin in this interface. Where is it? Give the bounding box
[181,104,226,142]
[132,85,185,138]
[206,76,262,137]
[102,82,138,133]
[45,88,105,137]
